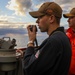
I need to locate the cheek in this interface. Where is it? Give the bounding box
[40,18,49,26]
[71,19,75,25]
[73,19,75,25]
[40,19,46,24]
[69,19,75,27]
[39,19,48,31]
[40,20,48,30]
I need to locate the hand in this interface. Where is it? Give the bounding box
[27,25,37,42]
[16,49,23,59]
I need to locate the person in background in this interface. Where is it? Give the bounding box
[63,8,75,75]
[22,2,71,75]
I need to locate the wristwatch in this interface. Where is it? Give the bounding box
[27,41,34,46]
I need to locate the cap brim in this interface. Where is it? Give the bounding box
[63,13,75,18]
[29,11,44,18]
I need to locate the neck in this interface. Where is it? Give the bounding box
[47,24,59,35]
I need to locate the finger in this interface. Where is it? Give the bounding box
[27,25,32,33]
[33,25,37,33]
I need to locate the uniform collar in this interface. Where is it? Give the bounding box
[50,27,65,36]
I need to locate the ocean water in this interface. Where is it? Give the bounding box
[0,33,48,49]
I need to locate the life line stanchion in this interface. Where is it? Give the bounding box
[15,58,20,75]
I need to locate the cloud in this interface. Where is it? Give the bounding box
[0,28,27,35]
[0,15,30,28]
[6,0,53,16]
[6,0,32,16]
[55,0,73,4]
[0,20,36,28]
[54,0,75,13]
[3,0,75,29]
[33,0,75,14]
[0,15,16,22]
[0,27,48,37]
[6,0,75,16]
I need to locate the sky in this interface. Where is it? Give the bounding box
[0,0,75,29]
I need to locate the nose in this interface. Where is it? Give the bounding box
[36,18,39,23]
[67,18,70,22]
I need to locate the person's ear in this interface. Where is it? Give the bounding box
[48,15,54,23]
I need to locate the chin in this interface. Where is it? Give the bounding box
[40,30,45,32]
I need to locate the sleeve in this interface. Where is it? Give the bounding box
[23,47,36,69]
